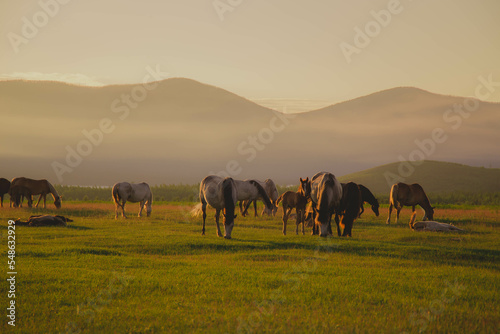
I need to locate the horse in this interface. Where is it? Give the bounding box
[199,175,238,239]
[358,184,379,217]
[112,182,153,219]
[386,182,434,224]
[10,177,61,209]
[276,177,310,235]
[9,185,33,208]
[0,178,10,207]
[409,212,463,232]
[15,215,72,227]
[334,182,362,237]
[310,172,342,237]
[239,179,279,217]
[234,179,274,217]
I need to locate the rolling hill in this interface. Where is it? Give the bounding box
[338,160,500,194]
[1,79,499,186]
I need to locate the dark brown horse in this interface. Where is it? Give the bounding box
[15,215,72,227]
[0,178,10,207]
[334,182,362,237]
[10,177,61,209]
[9,185,33,208]
[386,182,434,224]
[358,184,379,217]
[276,178,310,235]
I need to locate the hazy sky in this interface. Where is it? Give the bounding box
[1,0,499,107]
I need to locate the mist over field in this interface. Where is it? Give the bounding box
[2,79,499,186]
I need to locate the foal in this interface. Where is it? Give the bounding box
[276,178,310,235]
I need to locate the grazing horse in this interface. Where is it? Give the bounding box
[276,177,310,235]
[112,182,153,219]
[199,175,238,239]
[334,182,362,237]
[358,184,379,217]
[240,179,279,217]
[235,179,274,217]
[10,177,61,209]
[310,172,342,237]
[386,182,434,224]
[9,185,33,208]
[0,178,10,207]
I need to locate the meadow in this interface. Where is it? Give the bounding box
[0,201,498,333]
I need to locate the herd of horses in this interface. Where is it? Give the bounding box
[0,174,436,239]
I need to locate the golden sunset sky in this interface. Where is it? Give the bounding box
[1,0,499,111]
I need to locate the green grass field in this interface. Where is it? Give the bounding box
[1,202,498,333]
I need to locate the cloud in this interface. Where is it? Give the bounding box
[0,72,105,86]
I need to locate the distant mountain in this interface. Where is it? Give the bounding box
[1,79,499,185]
[338,160,500,194]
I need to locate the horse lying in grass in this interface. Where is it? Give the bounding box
[387,182,434,224]
[409,212,464,232]
[276,178,311,235]
[15,215,73,227]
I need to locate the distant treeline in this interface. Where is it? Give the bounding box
[49,185,500,206]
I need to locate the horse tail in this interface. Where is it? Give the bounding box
[389,183,399,208]
[249,180,273,209]
[190,203,203,217]
[112,184,121,205]
[317,177,334,221]
[222,178,236,217]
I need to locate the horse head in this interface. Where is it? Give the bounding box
[424,207,435,221]
[222,211,237,239]
[54,196,62,209]
[372,204,380,216]
[299,177,311,198]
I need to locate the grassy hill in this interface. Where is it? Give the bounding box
[338,160,500,195]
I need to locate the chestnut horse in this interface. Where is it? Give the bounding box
[0,178,10,207]
[112,182,153,219]
[10,177,61,209]
[276,177,311,235]
[199,176,238,239]
[386,182,434,224]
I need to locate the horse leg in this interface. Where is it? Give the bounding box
[253,200,258,217]
[43,194,47,209]
[386,204,393,224]
[138,201,144,217]
[34,194,43,208]
[121,201,127,219]
[295,208,301,235]
[215,209,223,237]
[282,205,290,235]
[0,195,3,207]
[242,200,253,217]
[335,214,341,236]
[359,203,364,218]
[395,206,402,224]
[201,202,207,235]
[239,201,244,215]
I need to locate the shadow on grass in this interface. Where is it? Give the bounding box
[66,224,93,230]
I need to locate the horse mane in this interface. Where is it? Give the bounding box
[249,180,273,209]
[46,180,60,199]
[222,178,235,218]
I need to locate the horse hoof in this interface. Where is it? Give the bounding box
[224,236,232,239]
